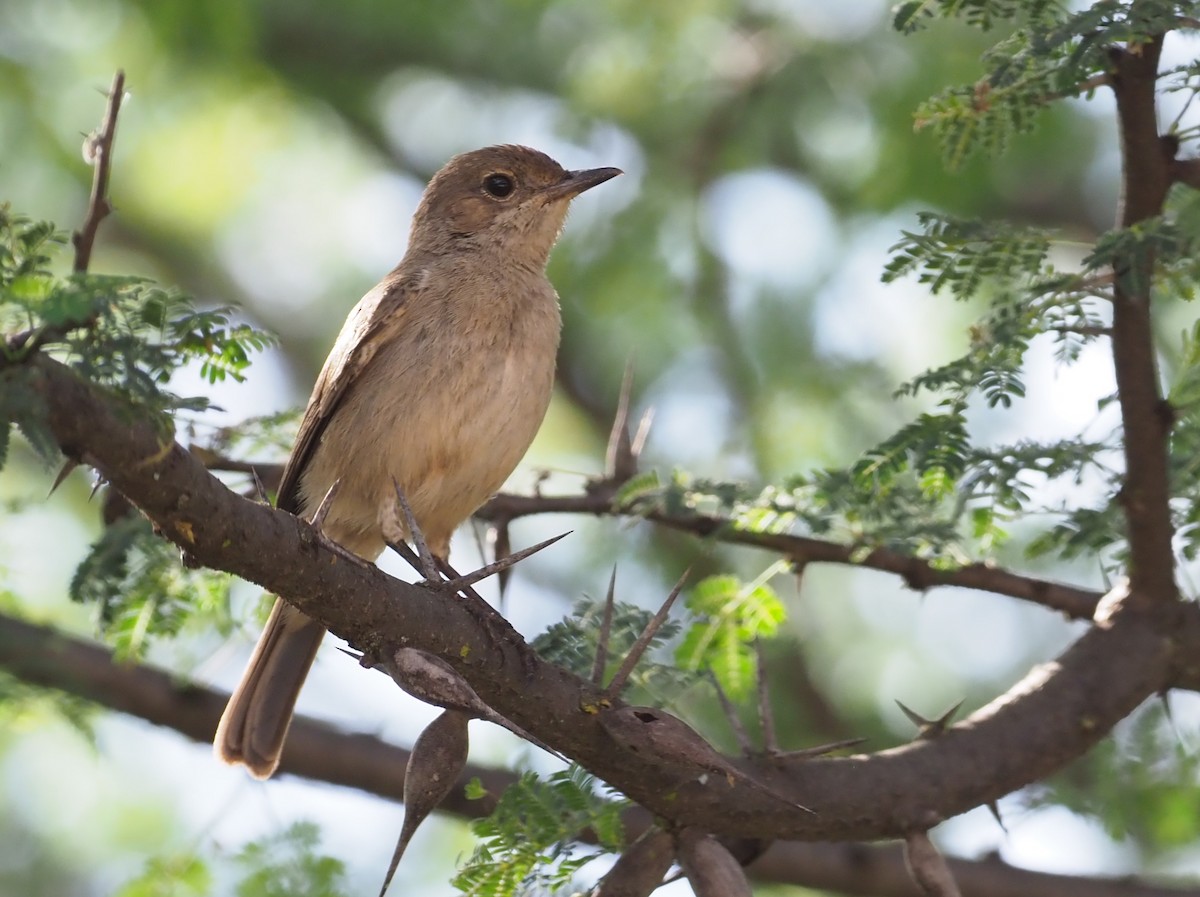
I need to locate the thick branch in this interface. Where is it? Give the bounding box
[0,611,508,813]
[7,354,1199,843]
[4,611,1196,897]
[752,842,1198,897]
[1108,39,1179,606]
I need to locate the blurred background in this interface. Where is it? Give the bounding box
[3,0,1199,894]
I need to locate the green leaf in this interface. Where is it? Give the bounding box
[676,573,785,698]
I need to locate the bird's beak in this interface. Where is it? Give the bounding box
[543,166,623,201]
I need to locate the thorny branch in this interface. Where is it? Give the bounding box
[200,453,1104,619]
[73,70,125,274]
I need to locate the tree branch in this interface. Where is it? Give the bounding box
[208,454,1103,619]
[1107,38,1180,607]
[476,487,1104,619]
[6,353,1199,845]
[752,841,1200,897]
[72,70,125,274]
[3,610,1195,897]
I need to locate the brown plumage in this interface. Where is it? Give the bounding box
[215,145,621,778]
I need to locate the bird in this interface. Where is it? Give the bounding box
[214,144,621,779]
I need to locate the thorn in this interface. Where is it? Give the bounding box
[48,459,79,496]
[437,531,571,594]
[606,358,637,482]
[392,478,439,581]
[985,800,1008,834]
[754,638,778,754]
[310,477,342,532]
[896,699,964,739]
[605,568,691,699]
[708,668,754,756]
[89,476,106,502]
[250,466,270,504]
[386,539,437,583]
[492,521,513,605]
[631,406,654,460]
[768,736,866,761]
[431,555,531,667]
[591,566,618,686]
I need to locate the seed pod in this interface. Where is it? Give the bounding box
[378,709,470,897]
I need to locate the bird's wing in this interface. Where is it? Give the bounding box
[275,268,424,515]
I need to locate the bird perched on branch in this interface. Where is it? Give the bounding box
[215,145,621,778]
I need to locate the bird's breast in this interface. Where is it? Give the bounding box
[300,280,561,558]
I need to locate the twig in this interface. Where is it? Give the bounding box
[6,70,126,359]
[709,669,754,755]
[476,484,1104,618]
[73,70,126,274]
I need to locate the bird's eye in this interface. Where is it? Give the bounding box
[483,173,515,198]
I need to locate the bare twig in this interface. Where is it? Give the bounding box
[1106,41,1181,608]
[709,669,754,755]
[73,70,126,274]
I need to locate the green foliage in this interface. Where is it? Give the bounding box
[1046,705,1200,855]
[0,206,275,470]
[453,768,625,897]
[116,854,211,897]
[69,513,233,660]
[0,668,96,742]
[234,823,348,897]
[676,571,786,698]
[903,0,1189,167]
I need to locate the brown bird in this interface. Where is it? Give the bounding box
[215,145,621,778]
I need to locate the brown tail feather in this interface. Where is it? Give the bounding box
[214,599,326,779]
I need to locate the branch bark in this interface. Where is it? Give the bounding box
[5,353,1200,845]
[3,610,1195,897]
[1107,37,1180,607]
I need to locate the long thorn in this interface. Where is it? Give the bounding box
[250,466,270,505]
[439,531,571,593]
[605,568,691,698]
[492,521,513,606]
[769,736,866,760]
[631,406,654,460]
[49,459,79,497]
[392,478,439,580]
[606,358,637,481]
[386,539,432,581]
[591,566,618,686]
[754,638,778,754]
[708,669,754,755]
[310,477,342,531]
